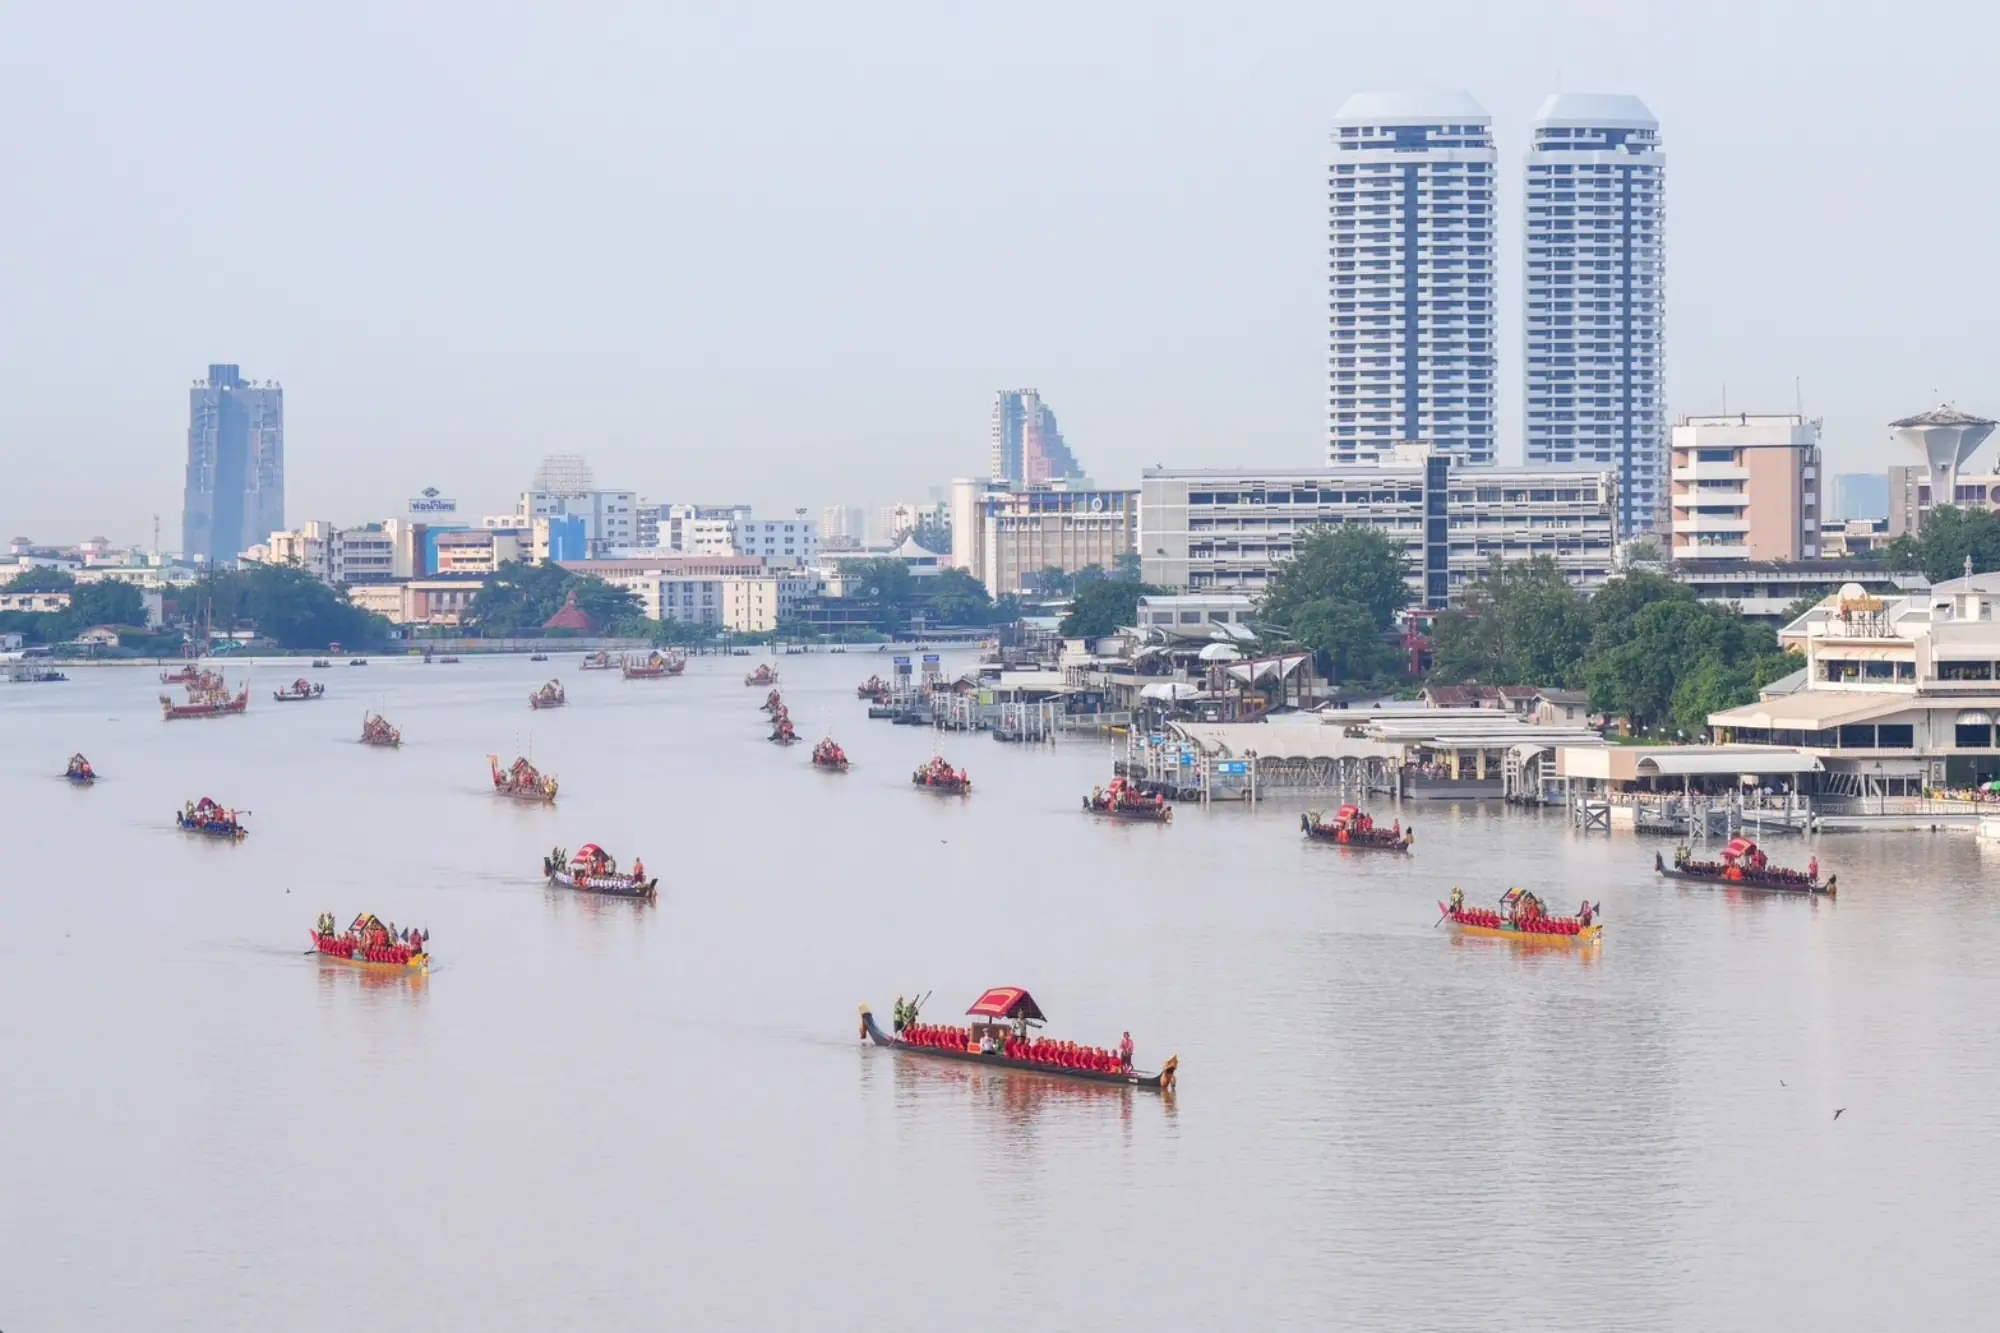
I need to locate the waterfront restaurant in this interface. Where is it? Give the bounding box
[1707,574,2000,794]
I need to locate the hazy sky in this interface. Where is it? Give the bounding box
[4,1,1995,546]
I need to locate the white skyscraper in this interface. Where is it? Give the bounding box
[1328,93,1497,468]
[1524,94,1666,539]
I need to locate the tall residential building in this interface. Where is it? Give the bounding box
[1328,93,1497,468]
[1524,95,1666,539]
[821,505,867,544]
[182,363,284,564]
[990,390,1082,485]
[1668,414,1821,563]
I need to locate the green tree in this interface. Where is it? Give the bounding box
[1024,567,1074,597]
[1884,505,2000,580]
[464,561,641,636]
[1260,525,1411,631]
[1061,580,1156,638]
[1586,599,1791,735]
[70,581,146,627]
[2,566,76,593]
[924,567,994,625]
[1427,557,1589,686]
[230,564,390,650]
[1290,597,1396,683]
[842,558,918,631]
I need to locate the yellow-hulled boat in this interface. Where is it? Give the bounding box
[1439,888,1601,947]
[310,914,431,974]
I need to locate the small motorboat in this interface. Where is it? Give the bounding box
[310,659,332,669]
[529,653,550,662]
[273,678,325,702]
[348,658,369,667]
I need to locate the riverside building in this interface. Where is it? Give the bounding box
[1140,445,1615,608]
[182,364,284,566]
[1328,93,1497,468]
[1709,575,2000,792]
[1523,95,1665,537]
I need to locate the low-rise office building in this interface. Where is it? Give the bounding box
[1141,445,1616,607]
[949,478,1138,596]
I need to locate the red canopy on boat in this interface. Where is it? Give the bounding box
[1722,837,1758,862]
[965,987,1046,1022]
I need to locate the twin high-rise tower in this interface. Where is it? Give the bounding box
[1328,92,1665,537]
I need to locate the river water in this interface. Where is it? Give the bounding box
[3,652,1999,1331]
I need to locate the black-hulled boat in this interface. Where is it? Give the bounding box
[860,987,1177,1092]
[1655,842,1835,897]
[544,846,657,900]
[1301,805,1413,851]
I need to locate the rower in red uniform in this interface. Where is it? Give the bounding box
[1119,1032,1135,1071]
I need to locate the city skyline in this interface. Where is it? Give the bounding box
[5,4,1996,544]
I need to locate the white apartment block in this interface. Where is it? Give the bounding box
[729,518,819,566]
[515,489,638,555]
[1328,92,1497,467]
[1142,445,1616,608]
[1524,94,1666,538]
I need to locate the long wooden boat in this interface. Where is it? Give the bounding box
[489,754,558,802]
[860,988,1176,1092]
[161,665,203,684]
[160,685,250,720]
[1439,890,1600,947]
[529,680,567,709]
[622,652,682,679]
[1302,807,1412,851]
[744,665,779,686]
[1083,792,1172,822]
[310,915,429,973]
[543,852,657,900]
[1654,850,1835,897]
[273,679,324,701]
[913,764,971,794]
[360,712,401,747]
[811,740,850,771]
[177,799,247,839]
[579,651,618,670]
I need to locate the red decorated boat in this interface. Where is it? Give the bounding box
[160,664,202,684]
[64,753,96,784]
[912,757,971,794]
[861,987,1177,1092]
[579,651,617,670]
[1083,776,1172,822]
[160,682,249,720]
[1302,805,1412,851]
[360,712,401,747]
[770,714,799,744]
[760,689,785,715]
[745,663,779,687]
[529,679,566,709]
[855,675,891,701]
[489,753,558,802]
[622,651,684,679]
[543,844,658,900]
[1656,840,1835,896]
[273,678,324,701]
[1439,888,1602,946]
[310,912,429,973]
[811,738,849,771]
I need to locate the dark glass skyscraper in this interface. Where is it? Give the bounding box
[181,364,284,565]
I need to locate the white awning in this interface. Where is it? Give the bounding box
[1226,653,1311,684]
[1707,692,1906,730]
[1635,749,1823,777]
[1958,710,1994,727]
[1139,682,1201,701]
